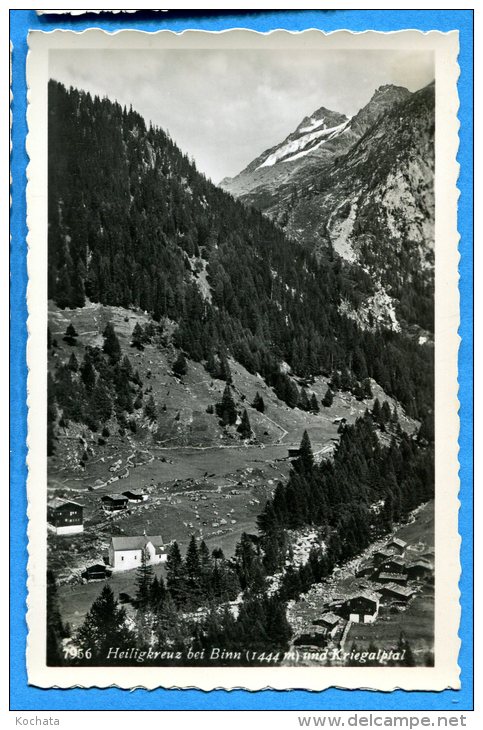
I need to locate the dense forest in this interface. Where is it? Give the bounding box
[48,81,433,419]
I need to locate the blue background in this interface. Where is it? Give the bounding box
[10,8,473,712]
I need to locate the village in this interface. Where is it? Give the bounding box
[48,461,434,666]
[284,501,435,665]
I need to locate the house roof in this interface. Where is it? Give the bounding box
[378,572,408,582]
[381,582,415,598]
[319,612,340,626]
[111,535,164,552]
[374,548,393,558]
[102,493,128,502]
[408,560,433,570]
[123,490,145,498]
[383,556,406,566]
[387,537,407,548]
[48,497,83,510]
[349,589,380,605]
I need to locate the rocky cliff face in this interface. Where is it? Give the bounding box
[221,83,435,335]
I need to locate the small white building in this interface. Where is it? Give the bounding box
[108,534,168,572]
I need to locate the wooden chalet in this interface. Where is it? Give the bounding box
[343,590,380,623]
[122,490,148,503]
[386,537,407,555]
[47,497,84,535]
[314,612,341,638]
[406,560,433,581]
[82,563,109,581]
[101,494,129,512]
[379,582,416,603]
[377,572,409,586]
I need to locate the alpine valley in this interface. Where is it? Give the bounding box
[46,79,435,668]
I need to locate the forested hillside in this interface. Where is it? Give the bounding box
[48,81,432,419]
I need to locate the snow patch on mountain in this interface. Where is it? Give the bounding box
[257,121,348,169]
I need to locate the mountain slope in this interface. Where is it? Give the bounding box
[48,80,433,420]
[221,83,434,334]
[220,85,411,213]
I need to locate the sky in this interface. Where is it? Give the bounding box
[50,48,434,183]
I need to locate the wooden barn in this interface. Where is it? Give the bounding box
[406,560,433,581]
[376,556,407,575]
[373,548,394,565]
[379,583,416,603]
[47,498,84,535]
[294,625,328,648]
[377,572,409,586]
[356,560,375,578]
[122,490,148,504]
[82,563,109,581]
[101,494,128,512]
[386,537,407,555]
[343,590,380,624]
[314,612,341,638]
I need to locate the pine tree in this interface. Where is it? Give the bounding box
[80,357,96,391]
[135,548,155,611]
[298,388,310,411]
[102,322,121,363]
[46,570,67,665]
[173,351,188,378]
[149,575,167,612]
[309,393,319,413]
[131,322,145,350]
[185,535,202,606]
[219,352,232,383]
[294,430,314,474]
[362,378,373,399]
[322,388,334,408]
[252,392,265,413]
[77,585,129,663]
[67,352,79,372]
[216,384,237,426]
[237,408,252,439]
[166,541,187,606]
[144,394,157,422]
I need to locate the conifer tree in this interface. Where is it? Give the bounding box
[67,352,79,372]
[237,408,252,439]
[322,388,334,408]
[144,394,157,422]
[166,541,187,606]
[63,323,78,345]
[80,357,96,391]
[131,322,145,350]
[77,585,129,663]
[298,388,310,411]
[219,352,232,383]
[216,384,237,426]
[252,392,265,413]
[309,393,319,413]
[185,535,202,605]
[46,570,67,665]
[102,322,121,363]
[173,351,188,378]
[135,548,155,611]
[294,430,314,474]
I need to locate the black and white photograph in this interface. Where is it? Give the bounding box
[25,28,461,691]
